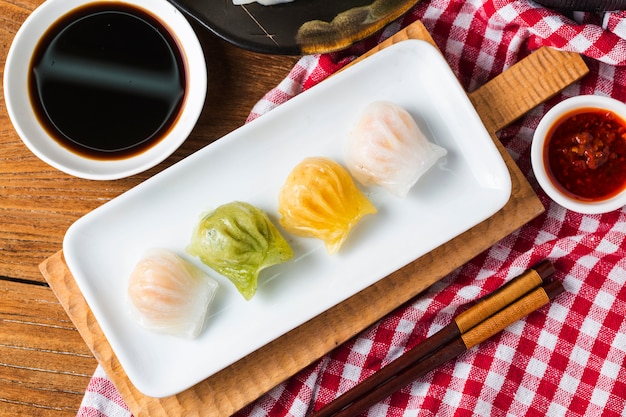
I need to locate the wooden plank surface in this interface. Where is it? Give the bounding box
[0,0,300,415]
[38,21,589,417]
[0,279,94,417]
[0,0,300,283]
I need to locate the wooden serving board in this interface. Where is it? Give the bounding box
[39,21,588,417]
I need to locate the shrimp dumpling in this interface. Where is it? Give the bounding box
[278,157,377,255]
[345,101,447,197]
[128,248,219,338]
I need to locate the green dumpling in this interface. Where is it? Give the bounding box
[187,201,293,300]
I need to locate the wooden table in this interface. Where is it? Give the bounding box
[0,1,299,415]
[1,0,592,414]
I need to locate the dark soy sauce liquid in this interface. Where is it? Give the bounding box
[29,3,187,160]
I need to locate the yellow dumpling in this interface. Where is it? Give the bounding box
[278,157,377,254]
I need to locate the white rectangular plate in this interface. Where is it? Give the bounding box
[63,40,512,398]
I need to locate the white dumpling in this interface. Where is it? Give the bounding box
[345,101,447,197]
[128,248,218,338]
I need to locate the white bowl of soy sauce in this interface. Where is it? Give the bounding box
[4,0,207,180]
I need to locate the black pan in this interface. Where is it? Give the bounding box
[167,0,419,55]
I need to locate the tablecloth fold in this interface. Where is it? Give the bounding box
[78,1,626,416]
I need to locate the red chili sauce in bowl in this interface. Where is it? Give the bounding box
[544,108,626,201]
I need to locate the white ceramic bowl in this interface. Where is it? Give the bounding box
[531,95,626,214]
[4,0,207,180]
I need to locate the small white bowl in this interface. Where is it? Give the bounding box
[531,95,626,214]
[3,0,207,180]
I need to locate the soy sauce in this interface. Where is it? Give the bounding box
[29,3,187,160]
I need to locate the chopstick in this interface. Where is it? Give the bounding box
[311,260,561,417]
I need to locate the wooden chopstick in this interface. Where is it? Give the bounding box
[311,260,559,417]
[327,280,565,417]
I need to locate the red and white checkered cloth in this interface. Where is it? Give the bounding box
[77,1,626,416]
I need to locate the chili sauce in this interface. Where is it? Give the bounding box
[544,108,626,201]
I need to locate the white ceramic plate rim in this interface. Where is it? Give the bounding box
[3,0,207,180]
[531,95,626,214]
[63,40,512,398]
